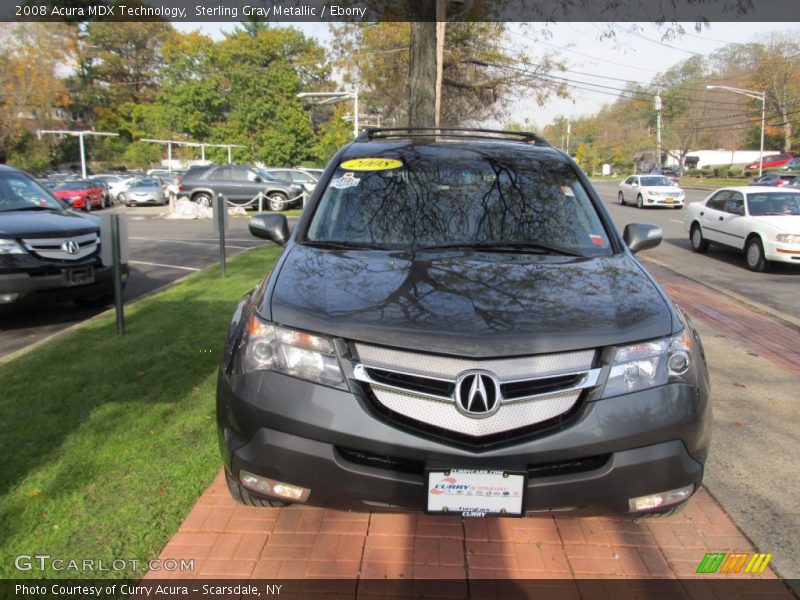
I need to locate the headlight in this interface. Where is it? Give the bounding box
[0,239,25,255]
[603,329,696,397]
[776,234,800,243]
[243,315,347,389]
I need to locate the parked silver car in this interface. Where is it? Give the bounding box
[120,177,167,206]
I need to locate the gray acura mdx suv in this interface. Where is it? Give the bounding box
[217,129,710,518]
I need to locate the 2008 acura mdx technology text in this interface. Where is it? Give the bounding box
[217,128,710,518]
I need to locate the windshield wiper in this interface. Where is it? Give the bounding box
[417,242,584,257]
[303,240,390,250]
[0,205,58,212]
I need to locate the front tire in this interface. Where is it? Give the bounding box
[268,193,287,211]
[618,191,626,206]
[745,237,768,272]
[636,194,644,209]
[690,224,709,253]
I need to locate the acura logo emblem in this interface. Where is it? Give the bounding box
[454,371,502,417]
[61,240,80,254]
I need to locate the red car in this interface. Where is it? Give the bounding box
[746,153,794,171]
[51,180,106,210]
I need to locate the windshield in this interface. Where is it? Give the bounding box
[130,178,160,187]
[0,172,64,211]
[747,192,800,216]
[53,181,92,191]
[306,147,612,256]
[640,176,673,186]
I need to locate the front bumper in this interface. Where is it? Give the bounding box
[765,240,800,264]
[645,195,684,207]
[0,262,127,308]
[124,194,165,205]
[217,370,711,515]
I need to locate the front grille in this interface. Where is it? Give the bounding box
[337,447,425,475]
[21,233,99,261]
[528,455,610,478]
[335,446,610,479]
[352,343,600,447]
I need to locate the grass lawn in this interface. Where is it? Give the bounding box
[0,245,282,579]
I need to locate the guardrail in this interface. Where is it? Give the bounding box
[222,191,307,211]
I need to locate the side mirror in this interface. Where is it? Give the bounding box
[252,175,263,183]
[249,213,290,246]
[623,223,662,254]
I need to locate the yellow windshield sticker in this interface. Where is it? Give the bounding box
[340,158,403,171]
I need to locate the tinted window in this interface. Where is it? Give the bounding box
[209,167,230,180]
[706,191,730,211]
[725,193,744,215]
[307,147,612,256]
[231,166,255,182]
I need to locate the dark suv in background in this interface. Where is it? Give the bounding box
[217,129,711,518]
[178,164,304,211]
[0,165,124,310]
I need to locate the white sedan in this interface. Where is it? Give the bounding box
[618,175,685,208]
[683,186,800,271]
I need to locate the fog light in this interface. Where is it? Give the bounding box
[239,470,310,503]
[0,293,19,304]
[628,484,694,512]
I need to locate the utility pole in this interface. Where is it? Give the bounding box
[38,130,119,178]
[566,118,571,156]
[654,85,663,169]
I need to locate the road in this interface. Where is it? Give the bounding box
[592,180,799,322]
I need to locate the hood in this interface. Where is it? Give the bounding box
[751,215,800,234]
[0,209,99,238]
[267,245,675,357]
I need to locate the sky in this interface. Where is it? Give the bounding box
[173,21,797,130]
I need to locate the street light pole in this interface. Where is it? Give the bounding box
[38,130,119,178]
[297,91,360,138]
[706,85,766,177]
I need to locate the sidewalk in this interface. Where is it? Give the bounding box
[146,262,798,590]
[151,474,783,584]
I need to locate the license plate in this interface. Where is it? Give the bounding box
[665,198,674,203]
[62,267,95,287]
[426,469,525,517]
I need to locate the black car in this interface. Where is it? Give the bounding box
[178,164,304,211]
[749,173,798,187]
[0,165,126,310]
[217,128,711,518]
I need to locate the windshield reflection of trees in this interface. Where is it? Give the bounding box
[308,146,610,255]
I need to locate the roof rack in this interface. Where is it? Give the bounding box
[355,127,550,146]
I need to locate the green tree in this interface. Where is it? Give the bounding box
[312,104,353,164]
[211,28,328,165]
[0,23,71,162]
